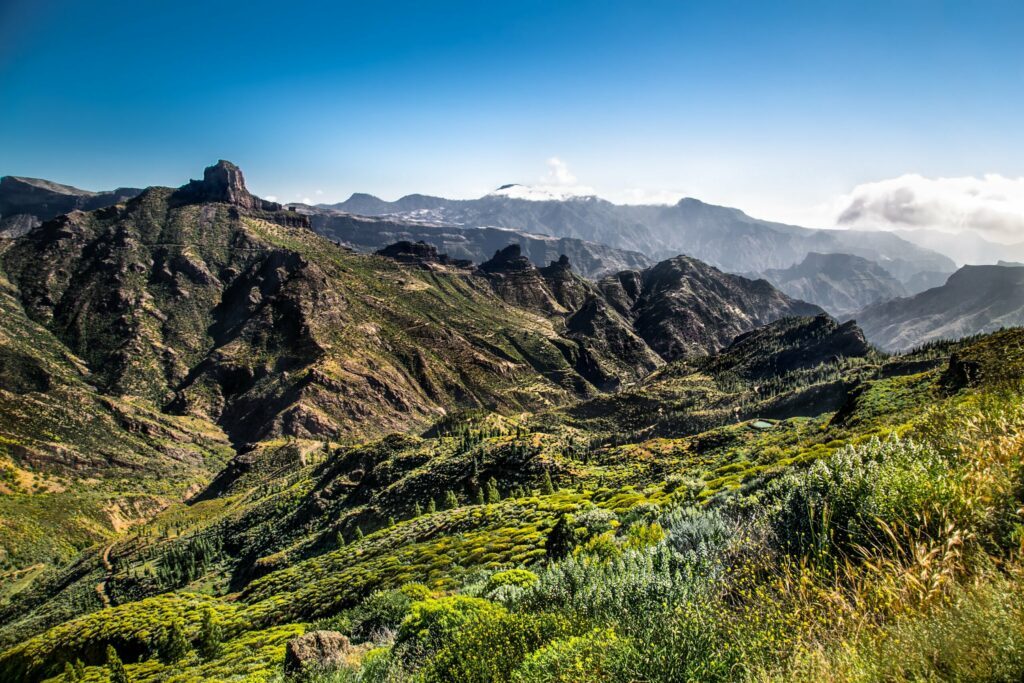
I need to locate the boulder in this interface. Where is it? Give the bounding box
[284,630,352,674]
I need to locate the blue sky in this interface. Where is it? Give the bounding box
[2,0,1023,231]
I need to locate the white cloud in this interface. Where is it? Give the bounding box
[315,189,324,196]
[836,173,1024,243]
[542,157,577,185]
[302,197,312,204]
[265,195,278,202]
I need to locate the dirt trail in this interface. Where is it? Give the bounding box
[95,543,114,608]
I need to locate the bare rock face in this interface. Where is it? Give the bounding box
[284,630,353,674]
[175,160,281,213]
[479,245,565,313]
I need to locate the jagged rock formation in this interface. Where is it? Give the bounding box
[174,160,284,213]
[599,256,824,360]
[852,264,1024,351]
[703,314,871,380]
[0,163,682,450]
[478,245,569,313]
[762,252,908,317]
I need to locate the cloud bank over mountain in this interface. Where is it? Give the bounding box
[836,173,1024,243]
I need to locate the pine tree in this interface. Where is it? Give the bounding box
[413,502,423,518]
[486,479,500,504]
[473,486,485,505]
[426,498,437,514]
[387,516,396,527]
[197,608,222,661]
[335,531,346,548]
[541,470,555,495]
[444,490,459,509]
[107,645,129,683]
[545,514,576,560]
[354,526,364,541]
[159,619,190,663]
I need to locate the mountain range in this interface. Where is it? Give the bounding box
[325,188,956,289]
[1,161,1024,682]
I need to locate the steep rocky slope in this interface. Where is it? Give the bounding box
[852,264,1024,351]
[599,256,824,360]
[762,252,908,316]
[3,162,645,448]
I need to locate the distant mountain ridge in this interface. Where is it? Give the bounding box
[762,252,908,317]
[325,190,956,286]
[852,264,1024,351]
[0,175,141,237]
[303,208,653,278]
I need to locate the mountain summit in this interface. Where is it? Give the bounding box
[174,159,282,212]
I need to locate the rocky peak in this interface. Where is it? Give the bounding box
[539,254,594,312]
[539,254,573,276]
[375,240,472,269]
[479,244,535,273]
[175,160,282,213]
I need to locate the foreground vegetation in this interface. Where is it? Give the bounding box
[0,327,1021,682]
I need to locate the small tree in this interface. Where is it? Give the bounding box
[412,502,423,518]
[473,486,485,505]
[443,490,459,510]
[335,531,346,548]
[160,619,190,663]
[107,645,129,683]
[486,479,500,504]
[387,516,396,528]
[196,608,222,661]
[426,498,437,514]
[63,661,77,682]
[354,526,364,541]
[541,471,555,495]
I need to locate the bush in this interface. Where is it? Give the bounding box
[418,610,574,683]
[485,569,539,594]
[396,596,503,661]
[512,627,625,682]
[771,437,956,559]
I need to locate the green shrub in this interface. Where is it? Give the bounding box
[396,596,503,661]
[512,627,625,682]
[418,610,574,682]
[485,569,539,594]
